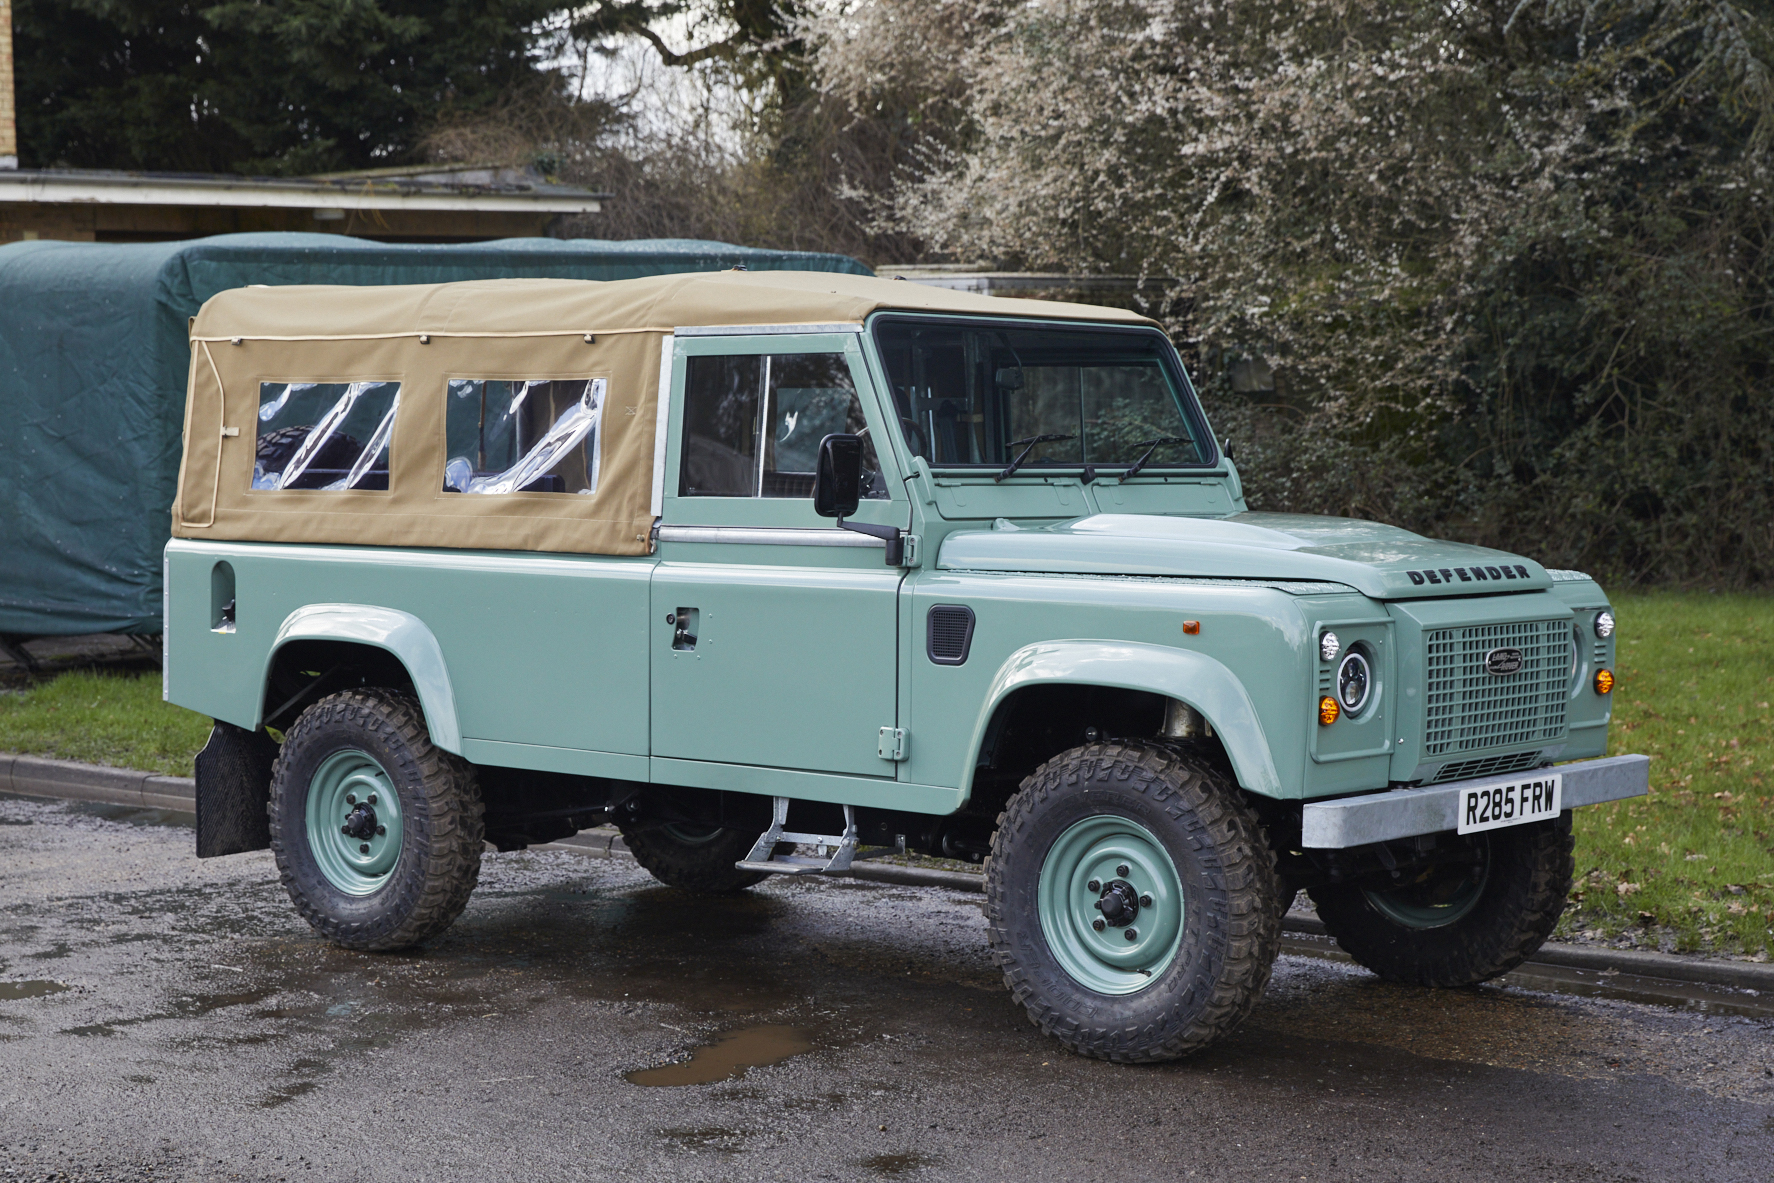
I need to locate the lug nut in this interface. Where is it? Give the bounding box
[340,825,350,834]
[346,794,356,805]
[1116,864,1130,877]
[367,794,378,805]
[1124,928,1138,941]
[1087,879,1101,892]
[1094,899,1104,911]
[359,843,370,854]
[1140,894,1153,908]
[376,825,386,836]
[1092,919,1105,932]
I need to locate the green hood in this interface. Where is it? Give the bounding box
[934,512,1552,600]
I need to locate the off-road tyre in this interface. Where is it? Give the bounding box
[985,740,1285,1062]
[619,823,778,895]
[269,688,484,951]
[1308,812,1574,987]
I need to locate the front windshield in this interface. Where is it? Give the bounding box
[873,318,1212,472]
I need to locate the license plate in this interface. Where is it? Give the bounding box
[1456,773,1562,835]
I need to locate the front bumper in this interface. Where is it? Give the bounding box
[1300,754,1649,849]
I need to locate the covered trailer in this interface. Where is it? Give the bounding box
[0,233,869,642]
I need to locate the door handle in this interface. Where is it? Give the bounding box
[667,607,699,651]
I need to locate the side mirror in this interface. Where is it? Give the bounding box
[813,433,864,519]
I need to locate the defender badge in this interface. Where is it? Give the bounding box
[1485,647,1524,675]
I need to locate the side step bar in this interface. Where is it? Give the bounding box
[736,797,904,876]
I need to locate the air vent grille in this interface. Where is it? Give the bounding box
[1428,751,1547,784]
[927,605,976,666]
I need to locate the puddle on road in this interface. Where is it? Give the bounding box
[258,1080,320,1109]
[0,980,68,1000]
[626,1024,814,1087]
[655,1126,746,1154]
[861,1152,938,1176]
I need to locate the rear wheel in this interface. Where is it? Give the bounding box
[619,822,773,895]
[1308,813,1574,986]
[269,688,483,951]
[986,741,1284,1062]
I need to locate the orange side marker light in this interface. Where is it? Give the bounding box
[1318,696,1340,726]
[1182,620,1201,635]
[1594,669,1615,695]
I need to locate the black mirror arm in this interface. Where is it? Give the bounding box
[836,516,905,566]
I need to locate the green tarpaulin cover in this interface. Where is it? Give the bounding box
[0,232,871,638]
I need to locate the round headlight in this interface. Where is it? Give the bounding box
[1594,611,1615,639]
[1336,651,1371,714]
[1319,631,1341,662]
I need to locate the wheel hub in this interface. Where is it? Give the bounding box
[1095,879,1141,926]
[341,802,378,841]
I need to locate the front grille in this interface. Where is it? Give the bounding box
[1424,619,1568,757]
[1428,751,1547,784]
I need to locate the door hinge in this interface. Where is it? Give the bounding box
[878,727,908,761]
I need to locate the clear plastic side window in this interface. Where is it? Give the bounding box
[442,378,605,495]
[679,352,887,499]
[254,381,400,491]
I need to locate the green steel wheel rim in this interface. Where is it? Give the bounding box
[304,748,404,896]
[1363,845,1490,930]
[1037,815,1185,996]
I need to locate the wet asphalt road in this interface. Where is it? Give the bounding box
[0,796,1771,1183]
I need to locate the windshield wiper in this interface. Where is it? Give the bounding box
[1118,436,1192,483]
[994,433,1076,482]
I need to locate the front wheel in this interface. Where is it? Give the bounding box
[269,688,484,951]
[986,741,1284,1062]
[1308,813,1574,986]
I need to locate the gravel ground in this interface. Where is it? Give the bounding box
[0,795,1771,1182]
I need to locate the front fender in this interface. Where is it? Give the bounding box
[263,604,463,754]
[965,640,1283,798]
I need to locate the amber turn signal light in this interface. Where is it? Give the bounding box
[1594,669,1615,695]
[1318,696,1340,726]
[1182,620,1201,635]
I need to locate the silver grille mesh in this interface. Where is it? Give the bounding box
[1424,620,1568,757]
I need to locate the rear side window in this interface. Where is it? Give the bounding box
[253,381,399,491]
[442,378,605,495]
[678,352,886,499]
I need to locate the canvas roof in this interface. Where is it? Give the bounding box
[173,271,1159,560]
[188,269,1156,340]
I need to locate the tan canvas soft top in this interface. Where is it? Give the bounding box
[173,270,1157,557]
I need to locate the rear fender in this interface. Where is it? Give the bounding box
[262,604,462,754]
[964,640,1282,800]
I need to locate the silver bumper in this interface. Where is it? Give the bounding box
[1300,754,1649,849]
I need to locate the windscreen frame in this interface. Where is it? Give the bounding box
[865,312,1221,474]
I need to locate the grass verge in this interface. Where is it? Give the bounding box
[0,670,211,778]
[1559,592,1773,957]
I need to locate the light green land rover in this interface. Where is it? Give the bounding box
[164,270,1647,1062]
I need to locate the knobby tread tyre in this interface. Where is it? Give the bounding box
[269,688,484,951]
[984,740,1285,1063]
[618,824,772,894]
[1308,812,1575,987]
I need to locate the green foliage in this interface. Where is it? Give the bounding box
[13,0,559,174]
[0,671,212,778]
[839,0,1774,586]
[1561,592,1774,955]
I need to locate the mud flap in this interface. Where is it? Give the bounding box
[195,721,280,858]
